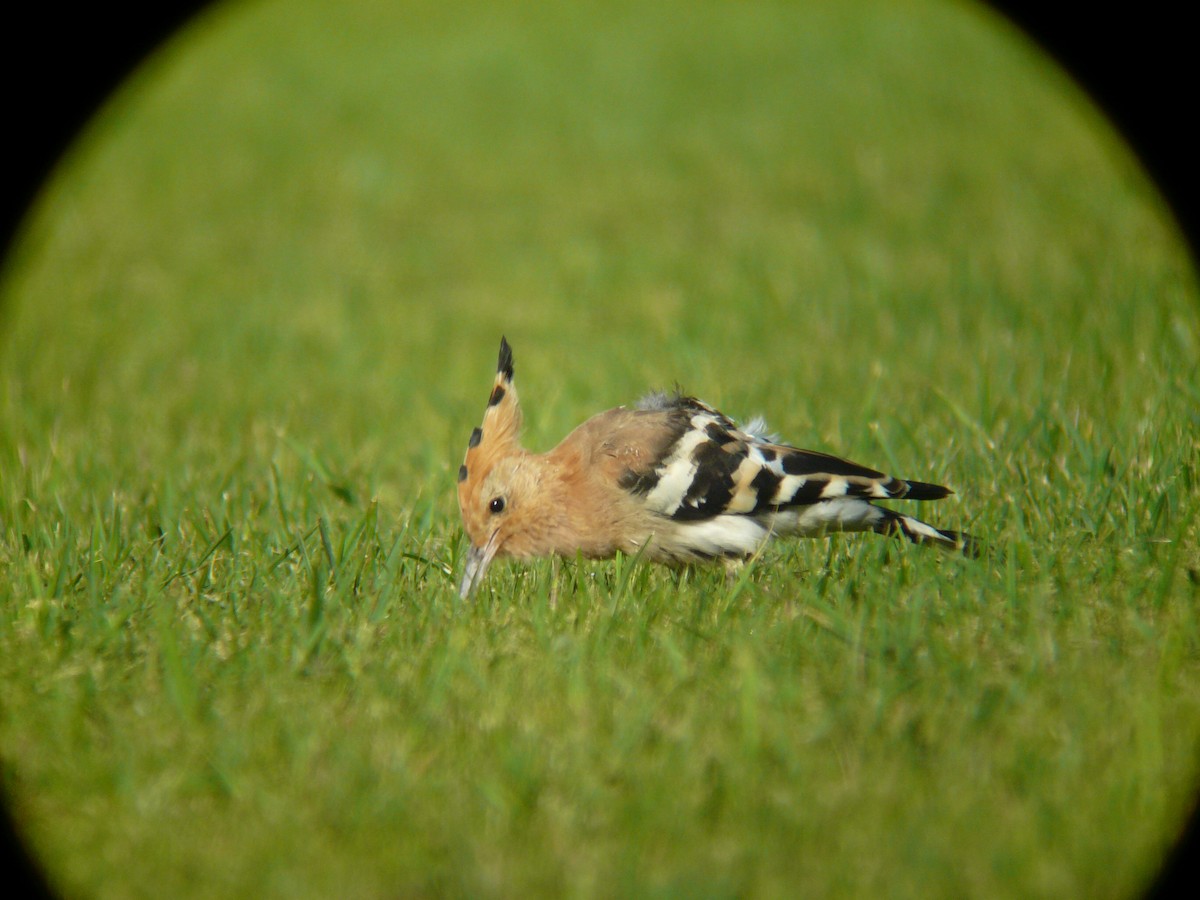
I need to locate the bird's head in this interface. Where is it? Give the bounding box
[457,336,538,597]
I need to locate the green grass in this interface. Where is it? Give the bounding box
[3,0,1199,896]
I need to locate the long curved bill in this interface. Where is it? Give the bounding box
[459,533,500,599]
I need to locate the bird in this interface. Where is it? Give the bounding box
[457,337,973,598]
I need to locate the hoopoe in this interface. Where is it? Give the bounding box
[457,337,973,598]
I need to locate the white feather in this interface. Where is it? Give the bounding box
[819,477,849,499]
[770,498,884,537]
[772,474,807,505]
[893,514,947,543]
[643,426,709,516]
[740,415,778,443]
[654,515,771,560]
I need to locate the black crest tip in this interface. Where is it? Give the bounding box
[497,336,514,382]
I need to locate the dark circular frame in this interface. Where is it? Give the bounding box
[2,3,1196,897]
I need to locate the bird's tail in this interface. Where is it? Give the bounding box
[873,507,979,557]
[899,479,953,501]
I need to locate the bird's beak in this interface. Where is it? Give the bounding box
[459,533,500,599]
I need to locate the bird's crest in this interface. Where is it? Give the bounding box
[458,337,523,500]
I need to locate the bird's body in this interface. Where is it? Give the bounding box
[457,338,972,597]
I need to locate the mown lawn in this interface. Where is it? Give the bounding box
[2,0,1198,896]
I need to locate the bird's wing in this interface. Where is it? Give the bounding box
[605,396,947,522]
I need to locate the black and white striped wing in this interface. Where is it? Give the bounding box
[624,396,949,522]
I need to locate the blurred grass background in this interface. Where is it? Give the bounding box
[2,0,1198,896]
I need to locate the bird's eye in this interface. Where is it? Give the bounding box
[488,496,506,514]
